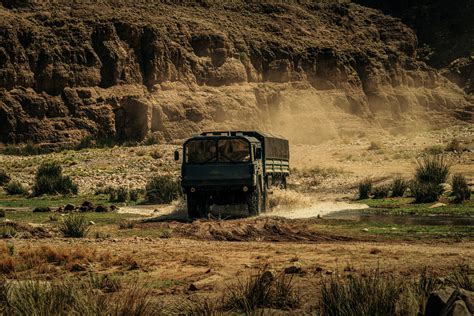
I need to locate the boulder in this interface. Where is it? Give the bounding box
[425,287,474,316]
[32,207,51,213]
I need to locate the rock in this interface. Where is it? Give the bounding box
[94,205,108,213]
[32,207,51,213]
[89,221,96,225]
[64,204,75,212]
[325,270,333,275]
[362,228,369,232]
[429,202,447,209]
[110,205,119,211]
[81,201,94,211]
[188,283,198,291]
[315,266,324,272]
[425,287,474,316]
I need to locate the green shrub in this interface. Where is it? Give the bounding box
[415,155,450,185]
[358,178,372,200]
[129,189,140,202]
[451,174,471,203]
[33,162,78,196]
[109,187,129,202]
[319,270,403,316]
[391,177,408,197]
[371,185,390,199]
[5,181,28,196]
[411,181,443,203]
[224,267,299,312]
[145,174,181,203]
[0,169,10,186]
[59,214,89,238]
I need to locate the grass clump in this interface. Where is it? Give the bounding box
[109,187,129,203]
[412,156,450,203]
[451,174,471,203]
[319,270,406,316]
[118,220,135,229]
[59,214,89,238]
[145,174,181,203]
[358,178,373,200]
[33,161,78,196]
[391,177,408,197]
[422,145,444,155]
[4,181,28,196]
[223,267,300,312]
[0,170,10,186]
[371,185,390,199]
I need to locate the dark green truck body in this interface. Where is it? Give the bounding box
[179,131,289,218]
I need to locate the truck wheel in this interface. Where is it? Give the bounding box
[196,196,210,218]
[248,183,262,216]
[187,194,199,220]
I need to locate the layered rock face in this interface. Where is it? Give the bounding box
[0,1,471,145]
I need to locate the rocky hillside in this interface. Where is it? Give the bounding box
[353,0,474,95]
[0,1,471,145]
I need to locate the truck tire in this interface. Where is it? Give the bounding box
[248,183,262,216]
[187,194,199,219]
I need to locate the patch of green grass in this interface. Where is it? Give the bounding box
[0,194,109,208]
[3,210,144,226]
[357,198,474,216]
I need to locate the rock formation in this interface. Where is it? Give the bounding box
[0,1,471,145]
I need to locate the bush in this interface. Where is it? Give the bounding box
[33,162,78,196]
[0,170,10,186]
[391,177,408,197]
[224,267,299,312]
[415,155,450,185]
[411,181,443,203]
[4,181,28,196]
[145,174,181,203]
[451,174,471,203]
[59,214,89,238]
[129,189,140,202]
[319,271,403,316]
[371,185,390,199]
[358,178,372,200]
[109,187,129,203]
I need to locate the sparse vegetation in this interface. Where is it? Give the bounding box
[0,169,10,186]
[4,181,28,196]
[224,267,300,312]
[445,138,464,153]
[451,174,471,203]
[358,178,373,200]
[391,177,408,197]
[412,155,450,203]
[129,189,140,202]
[145,174,181,203]
[319,270,415,315]
[368,141,382,150]
[109,186,129,203]
[59,213,89,237]
[33,161,78,196]
[118,219,136,229]
[0,225,17,238]
[422,145,444,155]
[371,185,390,199]
[414,155,450,185]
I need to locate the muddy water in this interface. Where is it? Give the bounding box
[325,210,474,226]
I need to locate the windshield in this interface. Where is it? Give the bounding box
[185,138,251,163]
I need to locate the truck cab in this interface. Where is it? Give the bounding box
[178,131,289,219]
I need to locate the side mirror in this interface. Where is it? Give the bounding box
[255,148,262,159]
[174,150,180,161]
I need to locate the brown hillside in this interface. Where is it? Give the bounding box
[0,1,471,145]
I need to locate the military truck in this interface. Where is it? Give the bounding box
[175,131,290,219]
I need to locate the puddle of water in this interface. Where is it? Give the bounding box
[325,209,474,226]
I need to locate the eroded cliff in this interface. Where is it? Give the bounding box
[0,1,471,145]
